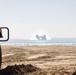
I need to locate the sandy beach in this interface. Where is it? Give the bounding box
[1,46,76,75]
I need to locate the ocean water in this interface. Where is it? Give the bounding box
[0,38,76,46]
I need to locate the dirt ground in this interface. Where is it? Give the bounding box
[1,46,76,75]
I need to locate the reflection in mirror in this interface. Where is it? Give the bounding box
[0,28,3,38]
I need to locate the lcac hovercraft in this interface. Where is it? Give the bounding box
[0,27,9,69]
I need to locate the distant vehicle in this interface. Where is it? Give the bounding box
[36,35,47,40]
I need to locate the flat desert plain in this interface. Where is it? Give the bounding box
[1,46,76,75]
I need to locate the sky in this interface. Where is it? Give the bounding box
[0,0,76,39]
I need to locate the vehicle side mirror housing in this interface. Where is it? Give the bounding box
[0,27,9,42]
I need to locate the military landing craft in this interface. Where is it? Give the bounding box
[36,35,47,40]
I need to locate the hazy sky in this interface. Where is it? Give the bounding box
[0,0,76,39]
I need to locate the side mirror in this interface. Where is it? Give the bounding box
[0,27,9,42]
